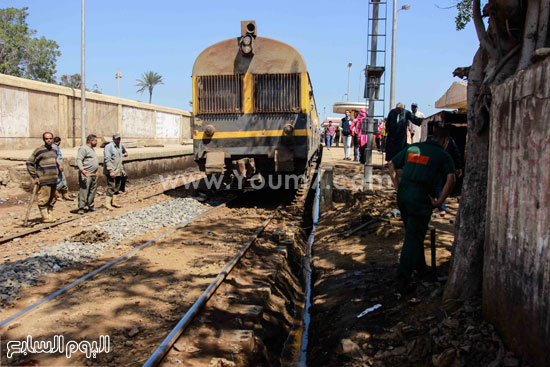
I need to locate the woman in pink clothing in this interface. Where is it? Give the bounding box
[350,109,368,162]
[376,119,384,152]
[325,120,336,150]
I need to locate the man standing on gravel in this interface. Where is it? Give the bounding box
[387,128,456,290]
[26,132,59,223]
[103,132,126,210]
[77,134,100,214]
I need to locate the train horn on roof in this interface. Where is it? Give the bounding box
[241,20,257,37]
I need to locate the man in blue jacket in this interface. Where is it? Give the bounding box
[341,110,353,160]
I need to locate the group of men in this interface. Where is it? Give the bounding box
[26,132,128,223]
[337,101,462,289]
[338,103,422,162]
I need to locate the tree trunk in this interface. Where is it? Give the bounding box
[443,0,530,301]
[444,48,490,301]
[537,0,550,48]
[517,0,540,70]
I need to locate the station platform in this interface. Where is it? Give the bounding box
[0,144,196,191]
[320,145,386,167]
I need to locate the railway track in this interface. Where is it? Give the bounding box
[0,193,231,330]
[0,152,320,367]
[148,157,322,367]
[0,189,291,367]
[144,211,278,367]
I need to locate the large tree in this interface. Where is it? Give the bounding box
[444,0,550,300]
[0,7,60,83]
[136,71,164,104]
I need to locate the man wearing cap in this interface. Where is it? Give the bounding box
[409,103,425,144]
[103,133,126,210]
[388,127,456,289]
[385,102,423,162]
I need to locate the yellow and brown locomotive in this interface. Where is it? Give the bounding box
[192,21,321,188]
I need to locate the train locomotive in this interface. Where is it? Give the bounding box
[192,21,321,189]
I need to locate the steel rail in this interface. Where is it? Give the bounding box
[143,210,278,367]
[0,217,79,245]
[0,198,232,329]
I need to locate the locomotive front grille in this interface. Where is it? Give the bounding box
[253,73,301,113]
[197,75,243,114]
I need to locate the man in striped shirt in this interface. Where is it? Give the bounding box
[26,132,59,223]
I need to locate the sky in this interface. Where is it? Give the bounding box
[1,0,479,119]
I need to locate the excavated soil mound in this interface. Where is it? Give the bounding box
[69,229,110,244]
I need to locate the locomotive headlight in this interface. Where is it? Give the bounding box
[283,124,294,135]
[240,35,254,56]
[204,124,216,137]
[242,35,252,46]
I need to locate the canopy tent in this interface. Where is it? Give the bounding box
[435,81,467,111]
[332,102,368,114]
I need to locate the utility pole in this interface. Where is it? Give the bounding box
[115,70,122,98]
[389,0,397,110]
[364,2,380,189]
[347,62,352,102]
[389,2,410,110]
[81,0,86,145]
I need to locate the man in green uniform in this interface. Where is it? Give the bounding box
[388,128,456,288]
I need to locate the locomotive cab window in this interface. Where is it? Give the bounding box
[197,75,243,114]
[253,73,301,113]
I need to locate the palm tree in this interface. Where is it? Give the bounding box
[136,71,164,103]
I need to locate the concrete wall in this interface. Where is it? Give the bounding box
[64,154,197,191]
[484,57,550,367]
[0,74,192,149]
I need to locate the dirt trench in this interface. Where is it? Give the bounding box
[158,199,315,367]
[153,160,323,366]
